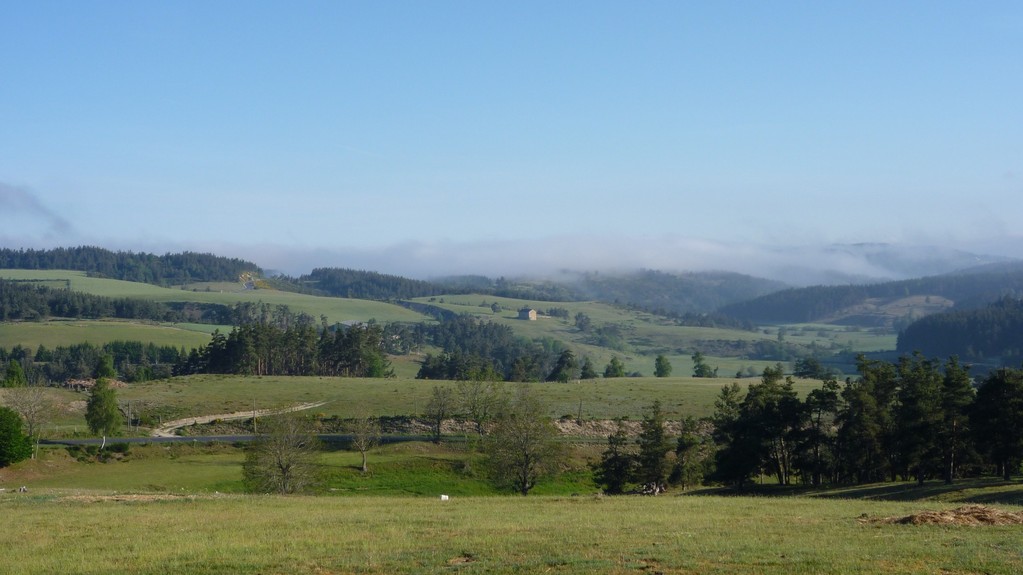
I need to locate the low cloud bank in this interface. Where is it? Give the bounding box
[223,235,1016,286]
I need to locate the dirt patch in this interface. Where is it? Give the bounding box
[59,493,212,503]
[862,505,1023,526]
[447,553,476,566]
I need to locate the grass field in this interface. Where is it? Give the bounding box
[0,319,216,350]
[4,424,1023,574]
[0,270,431,325]
[112,374,828,425]
[1,485,1021,574]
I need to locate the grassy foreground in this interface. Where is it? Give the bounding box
[1,492,1020,574]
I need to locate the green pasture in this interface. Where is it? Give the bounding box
[1,481,1021,574]
[115,374,826,424]
[0,269,431,325]
[4,374,829,439]
[0,319,215,351]
[9,440,587,496]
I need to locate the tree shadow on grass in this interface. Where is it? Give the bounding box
[684,478,1023,505]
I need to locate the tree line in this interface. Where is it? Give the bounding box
[177,320,405,378]
[0,280,335,327]
[592,358,1023,494]
[0,246,260,286]
[281,268,583,303]
[0,278,174,322]
[2,341,186,385]
[415,316,573,382]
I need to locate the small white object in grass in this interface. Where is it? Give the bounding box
[440,494,449,501]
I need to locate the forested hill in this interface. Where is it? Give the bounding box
[297,268,452,300]
[296,269,583,302]
[0,247,261,285]
[897,297,1023,368]
[571,270,786,315]
[717,263,1023,325]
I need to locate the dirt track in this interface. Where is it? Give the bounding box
[151,401,328,437]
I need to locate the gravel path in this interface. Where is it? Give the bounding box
[151,401,328,437]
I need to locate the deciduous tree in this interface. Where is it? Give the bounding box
[425,385,455,443]
[484,386,562,495]
[604,356,626,378]
[348,411,380,474]
[654,355,672,378]
[4,383,56,457]
[85,378,120,436]
[243,412,322,494]
[457,377,504,437]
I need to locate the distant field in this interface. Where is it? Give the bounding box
[114,374,827,423]
[0,271,898,377]
[0,319,215,350]
[0,269,431,325]
[410,294,896,376]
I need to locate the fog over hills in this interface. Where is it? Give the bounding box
[247,237,1015,287]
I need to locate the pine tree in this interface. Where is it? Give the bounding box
[635,401,672,493]
[972,368,1023,480]
[594,418,635,494]
[0,407,32,467]
[3,360,27,387]
[938,356,975,484]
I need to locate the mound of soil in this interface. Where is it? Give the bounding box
[865,505,1023,526]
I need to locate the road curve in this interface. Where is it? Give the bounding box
[151,401,328,438]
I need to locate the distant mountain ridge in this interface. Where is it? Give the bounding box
[717,261,1023,327]
[755,243,1013,285]
[2,244,1017,329]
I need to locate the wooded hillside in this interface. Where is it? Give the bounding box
[897,297,1023,367]
[0,247,261,285]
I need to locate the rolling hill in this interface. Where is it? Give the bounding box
[717,262,1023,328]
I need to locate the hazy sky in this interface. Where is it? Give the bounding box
[2,2,1021,277]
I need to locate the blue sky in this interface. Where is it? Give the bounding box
[1,1,1021,278]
